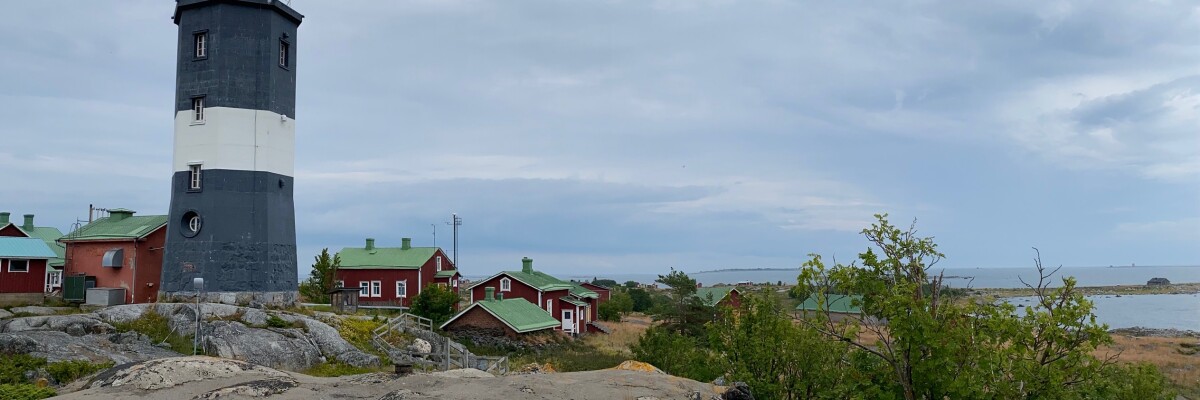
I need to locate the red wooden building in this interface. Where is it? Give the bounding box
[334,238,459,307]
[468,257,607,335]
[579,282,611,302]
[60,209,168,304]
[694,287,742,309]
[0,212,67,296]
[0,224,57,305]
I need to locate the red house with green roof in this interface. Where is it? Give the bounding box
[441,287,560,338]
[0,213,59,305]
[468,257,606,335]
[334,237,459,307]
[60,209,168,304]
[0,212,67,294]
[694,286,743,309]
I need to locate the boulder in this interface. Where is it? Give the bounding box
[239,308,269,327]
[0,314,114,336]
[0,309,13,319]
[202,321,323,371]
[722,382,753,400]
[408,338,432,355]
[10,306,69,316]
[300,317,381,367]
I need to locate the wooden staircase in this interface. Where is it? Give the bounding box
[371,313,508,374]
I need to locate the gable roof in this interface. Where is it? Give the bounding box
[440,298,560,333]
[338,247,439,269]
[471,269,576,292]
[62,215,167,241]
[796,294,862,314]
[434,269,459,278]
[693,287,740,307]
[25,226,65,267]
[569,283,598,299]
[0,237,57,259]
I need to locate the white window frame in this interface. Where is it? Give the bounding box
[194,32,206,58]
[279,40,289,68]
[359,281,369,297]
[436,256,442,272]
[500,277,511,292]
[370,280,381,297]
[396,280,407,298]
[189,164,202,190]
[545,299,552,311]
[452,279,458,288]
[7,259,29,273]
[192,97,205,122]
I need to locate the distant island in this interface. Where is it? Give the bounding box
[690,267,799,274]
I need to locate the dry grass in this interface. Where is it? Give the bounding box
[583,314,652,356]
[1101,335,1200,399]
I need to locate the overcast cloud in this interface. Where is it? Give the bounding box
[1,0,1196,279]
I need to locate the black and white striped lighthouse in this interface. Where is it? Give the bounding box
[161,0,303,304]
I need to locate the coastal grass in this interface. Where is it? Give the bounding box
[111,309,199,355]
[0,384,55,400]
[45,359,113,384]
[583,314,651,356]
[303,361,382,377]
[1102,335,1200,399]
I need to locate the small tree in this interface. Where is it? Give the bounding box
[653,269,713,337]
[410,284,460,327]
[299,249,340,303]
[598,290,634,321]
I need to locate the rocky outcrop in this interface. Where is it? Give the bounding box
[88,356,294,391]
[202,321,324,371]
[0,314,114,336]
[0,308,12,319]
[300,318,380,368]
[0,331,178,364]
[9,306,73,316]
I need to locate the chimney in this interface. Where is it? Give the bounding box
[365,238,375,250]
[22,214,35,230]
[522,257,533,273]
[485,287,495,301]
[401,237,411,250]
[0,212,9,225]
[108,209,135,222]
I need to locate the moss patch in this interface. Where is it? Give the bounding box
[110,309,199,355]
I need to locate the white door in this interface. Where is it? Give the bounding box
[561,310,575,332]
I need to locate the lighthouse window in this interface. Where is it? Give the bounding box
[180,211,202,238]
[189,164,202,190]
[194,32,207,58]
[192,97,205,122]
[278,40,290,68]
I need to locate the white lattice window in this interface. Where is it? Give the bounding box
[396,280,407,298]
[500,278,511,292]
[359,282,369,297]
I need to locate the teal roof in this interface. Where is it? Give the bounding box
[338,247,438,269]
[796,294,862,314]
[0,237,57,258]
[560,296,587,307]
[63,214,167,241]
[693,287,738,307]
[25,226,65,267]
[435,269,459,278]
[442,298,559,333]
[569,283,598,299]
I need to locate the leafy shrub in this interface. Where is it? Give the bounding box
[409,284,460,327]
[266,315,292,328]
[0,384,56,400]
[46,360,113,384]
[0,354,46,384]
[631,326,720,382]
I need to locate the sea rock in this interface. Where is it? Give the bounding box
[0,314,114,336]
[202,321,322,371]
[9,306,68,316]
[0,309,13,319]
[408,338,432,355]
[302,318,381,367]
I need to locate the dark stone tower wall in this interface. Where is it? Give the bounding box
[161,0,303,304]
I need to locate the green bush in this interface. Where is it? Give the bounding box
[46,359,113,384]
[631,326,720,382]
[0,384,56,400]
[266,315,291,328]
[111,309,198,355]
[409,284,460,327]
[0,354,46,384]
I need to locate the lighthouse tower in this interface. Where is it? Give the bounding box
[161,0,303,305]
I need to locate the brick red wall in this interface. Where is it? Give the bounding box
[336,268,422,307]
[444,305,519,338]
[0,258,48,293]
[0,225,27,237]
[580,283,610,302]
[64,228,165,304]
[719,290,742,309]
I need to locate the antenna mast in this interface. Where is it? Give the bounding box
[446,213,462,266]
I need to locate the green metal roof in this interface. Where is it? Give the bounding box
[62,214,167,241]
[442,298,559,333]
[693,287,738,307]
[796,294,862,314]
[559,296,587,307]
[488,270,576,292]
[337,247,438,269]
[434,269,459,278]
[569,283,598,299]
[25,226,65,267]
[0,237,57,258]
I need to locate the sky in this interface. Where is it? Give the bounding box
[0,0,1197,280]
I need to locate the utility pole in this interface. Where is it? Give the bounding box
[431,223,437,247]
[445,213,462,266]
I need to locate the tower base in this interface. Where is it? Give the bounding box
[158,291,299,308]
